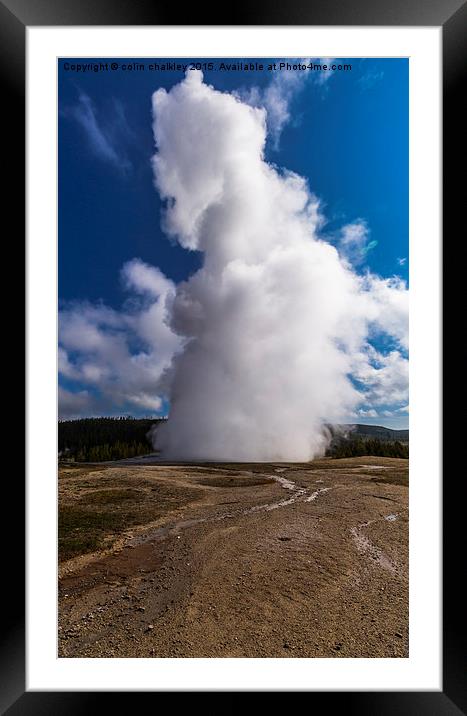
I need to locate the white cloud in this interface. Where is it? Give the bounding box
[58,346,78,379]
[357,408,378,418]
[352,347,409,407]
[397,257,407,266]
[121,258,174,298]
[58,386,95,420]
[358,68,385,91]
[340,221,368,248]
[339,220,378,265]
[69,92,132,172]
[237,57,336,148]
[361,274,409,351]
[314,57,336,86]
[58,259,181,419]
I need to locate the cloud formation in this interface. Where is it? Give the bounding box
[352,346,409,407]
[58,386,95,420]
[339,220,378,265]
[357,67,385,91]
[238,58,336,148]
[69,92,133,172]
[58,259,181,419]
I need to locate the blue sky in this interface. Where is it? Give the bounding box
[58,58,408,428]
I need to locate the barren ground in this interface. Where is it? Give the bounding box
[58,456,408,658]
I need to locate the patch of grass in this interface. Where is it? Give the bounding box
[311,457,407,470]
[368,472,409,487]
[58,478,202,562]
[59,534,102,559]
[80,489,145,505]
[197,476,273,488]
[199,463,288,474]
[58,464,106,479]
[58,504,141,562]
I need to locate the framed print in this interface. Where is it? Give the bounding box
[4,0,465,709]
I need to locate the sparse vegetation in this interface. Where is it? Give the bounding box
[58,504,136,560]
[81,488,145,505]
[58,466,201,562]
[366,469,408,487]
[196,476,274,488]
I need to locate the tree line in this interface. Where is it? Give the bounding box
[326,437,409,459]
[58,417,409,462]
[58,417,165,462]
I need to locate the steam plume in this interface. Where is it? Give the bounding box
[148,70,407,461]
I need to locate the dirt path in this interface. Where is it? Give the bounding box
[58,457,408,658]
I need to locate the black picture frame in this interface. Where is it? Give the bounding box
[5,0,465,710]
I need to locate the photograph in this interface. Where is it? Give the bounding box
[57,56,410,659]
[3,0,459,703]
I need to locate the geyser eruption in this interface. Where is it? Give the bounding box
[150,70,407,461]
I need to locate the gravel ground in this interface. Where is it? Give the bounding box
[58,456,408,658]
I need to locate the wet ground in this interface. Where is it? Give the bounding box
[58,456,408,658]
